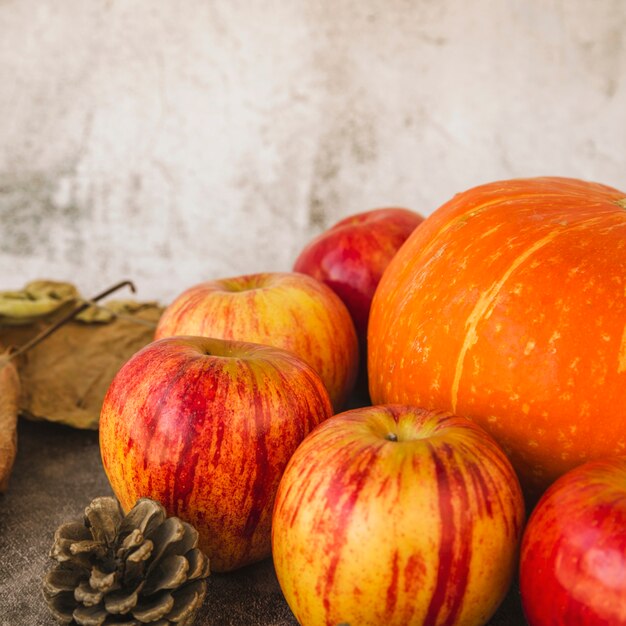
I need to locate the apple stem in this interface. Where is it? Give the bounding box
[6,279,137,361]
[386,432,399,442]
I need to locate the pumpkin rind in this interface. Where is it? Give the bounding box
[368,177,626,496]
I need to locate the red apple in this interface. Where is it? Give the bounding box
[99,335,333,572]
[520,456,626,625]
[293,208,424,345]
[272,405,525,625]
[154,272,359,411]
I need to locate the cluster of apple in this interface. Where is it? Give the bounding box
[97,201,622,626]
[98,208,427,567]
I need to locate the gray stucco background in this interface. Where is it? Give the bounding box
[1,0,625,303]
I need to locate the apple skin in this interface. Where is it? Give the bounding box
[271,405,525,626]
[520,456,626,625]
[99,335,333,572]
[293,208,424,345]
[154,272,358,412]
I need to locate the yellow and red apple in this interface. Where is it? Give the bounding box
[155,272,359,411]
[99,335,333,572]
[520,456,626,625]
[272,404,525,626]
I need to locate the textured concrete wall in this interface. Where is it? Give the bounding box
[1,0,625,303]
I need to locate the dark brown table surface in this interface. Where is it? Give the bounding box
[0,417,528,625]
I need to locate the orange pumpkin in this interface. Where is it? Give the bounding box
[368,177,626,497]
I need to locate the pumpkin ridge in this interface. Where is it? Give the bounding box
[450,212,618,413]
[434,192,567,233]
[618,326,626,374]
[388,192,570,299]
[450,228,563,412]
[407,191,610,277]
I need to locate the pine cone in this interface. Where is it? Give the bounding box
[43,497,210,625]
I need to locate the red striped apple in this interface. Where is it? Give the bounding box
[155,272,358,412]
[293,207,423,348]
[272,405,525,626]
[99,335,333,572]
[520,456,626,625]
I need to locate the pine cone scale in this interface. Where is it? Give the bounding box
[144,554,189,594]
[119,499,166,538]
[104,582,143,614]
[73,603,109,626]
[51,522,93,563]
[144,518,186,571]
[71,540,108,558]
[43,567,85,595]
[43,590,76,624]
[127,539,154,563]
[184,549,210,580]
[84,498,123,545]
[89,567,118,593]
[166,580,206,623]
[74,580,104,607]
[131,590,174,623]
[118,528,144,555]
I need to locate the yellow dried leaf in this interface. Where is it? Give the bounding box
[0,280,79,325]
[75,300,161,324]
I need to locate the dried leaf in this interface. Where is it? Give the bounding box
[0,348,20,492]
[0,301,162,430]
[75,300,161,324]
[0,280,79,325]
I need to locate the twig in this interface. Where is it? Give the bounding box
[7,280,136,361]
